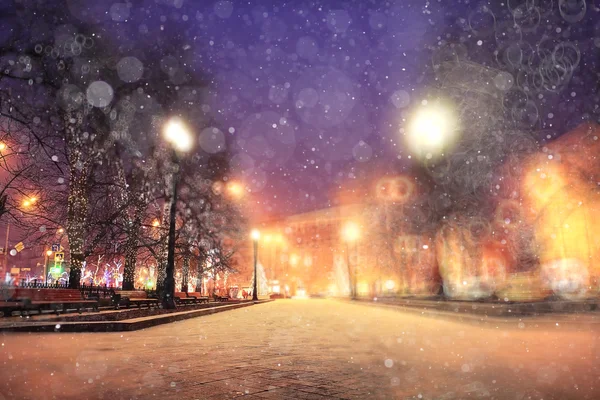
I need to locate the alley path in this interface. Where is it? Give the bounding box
[1,299,599,399]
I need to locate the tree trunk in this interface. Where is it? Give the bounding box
[122,245,137,290]
[195,260,204,293]
[155,202,170,292]
[182,254,190,293]
[65,110,89,290]
[122,211,142,290]
[156,257,166,291]
[68,252,84,289]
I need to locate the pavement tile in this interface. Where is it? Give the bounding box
[253,387,305,399]
[2,300,600,400]
[296,385,346,396]
[222,378,271,393]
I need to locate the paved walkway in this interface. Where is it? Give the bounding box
[1,299,599,399]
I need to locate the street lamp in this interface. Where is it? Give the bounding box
[405,102,458,159]
[342,221,360,299]
[227,181,244,199]
[251,229,260,301]
[162,117,193,309]
[44,250,53,284]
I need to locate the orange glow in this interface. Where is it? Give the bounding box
[375,176,414,203]
[227,181,244,198]
[435,218,505,300]
[58,228,64,234]
[0,142,6,151]
[494,200,522,230]
[22,196,37,208]
[46,250,53,256]
[152,219,160,227]
[342,221,360,242]
[521,148,600,299]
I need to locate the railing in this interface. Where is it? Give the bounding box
[18,279,68,289]
[10,280,160,300]
[10,280,116,299]
[80,283,116,299]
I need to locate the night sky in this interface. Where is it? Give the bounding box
[3,0,600,217]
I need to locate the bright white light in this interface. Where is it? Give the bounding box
[405,103,458,158]
[163,118,193,152]
[342,221,360,242]
[384,280,395,290]
[250,229,261,241]
[293,288,308,299]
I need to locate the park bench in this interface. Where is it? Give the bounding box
[1,288,98,316]
[0,301,26,317]
[112,290,158,309]
[213,293,230,302]
[186,292,209,303]
[174,292,197,305]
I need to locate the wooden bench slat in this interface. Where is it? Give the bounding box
[186,292,209,303]
[112,290,157,309]
[1,288,99,316]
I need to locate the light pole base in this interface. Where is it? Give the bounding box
[162,295,177,309]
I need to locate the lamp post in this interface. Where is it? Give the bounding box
[44,249,52,284]
[162,118,193,309]
[251,229,260,301]
[342,221,360,300]
[2,223,9,278]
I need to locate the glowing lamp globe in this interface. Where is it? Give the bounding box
[164,118,193,152]
[405,102,459,159]
[342,221,360,242]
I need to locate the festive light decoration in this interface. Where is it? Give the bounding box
[182,255,190,292]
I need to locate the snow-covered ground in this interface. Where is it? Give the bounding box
[1,299,598,399]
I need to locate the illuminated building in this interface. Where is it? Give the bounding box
[230,123,600,301]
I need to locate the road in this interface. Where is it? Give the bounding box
[0,299,599,399]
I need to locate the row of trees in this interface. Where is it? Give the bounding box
[0,1,245,290]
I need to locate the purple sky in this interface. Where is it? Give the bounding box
[3,0,600,218]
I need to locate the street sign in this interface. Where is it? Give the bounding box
[51,244,60,252]
[54,252,64,263]
[14,242,24,252]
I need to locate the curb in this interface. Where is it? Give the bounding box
[0,300,273,333]
[352,297,600,316]
[346,299,600,326]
